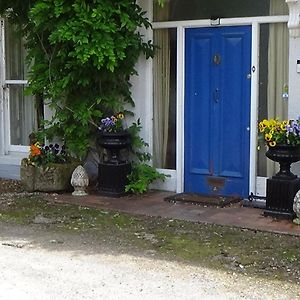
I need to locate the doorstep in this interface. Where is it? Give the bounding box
[49,190,300,236]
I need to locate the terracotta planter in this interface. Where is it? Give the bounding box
[20,158,79,192]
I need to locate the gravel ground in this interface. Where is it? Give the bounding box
[0,179,24,193]
[0,179,300,299]
[0,222,299,300]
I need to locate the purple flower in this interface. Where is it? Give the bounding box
[101,117,115,127]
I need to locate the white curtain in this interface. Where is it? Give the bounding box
[5,20,36,146]
[153,4,171,168]
[266,0,289,176]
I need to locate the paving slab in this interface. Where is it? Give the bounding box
[50,190,300,236]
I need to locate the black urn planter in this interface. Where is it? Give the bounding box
[266,145,300,180]
[97,131,131,164]
[97,131,131,197]
[264,145,300,219]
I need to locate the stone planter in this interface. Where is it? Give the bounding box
[20,158,79,192]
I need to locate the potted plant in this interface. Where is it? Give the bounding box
[97,112,131,164]
[258,117,300,218]
[97,112,131,197]
[259,118,300,179]
[20,142,79,192]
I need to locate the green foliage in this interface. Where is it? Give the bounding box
[1,0,167,193]
[157,0,166,7]
[126,119,167,194]
[125,162,166,194]
[0,1,31,28]
[1,0,155,158]
[127,119,151,162]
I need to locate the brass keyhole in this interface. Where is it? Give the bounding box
[213,54,221,65]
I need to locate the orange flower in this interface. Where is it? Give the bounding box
[30,144,41,157]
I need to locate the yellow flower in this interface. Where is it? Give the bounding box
[259,124,265,132]
[280,123,287,131]
[269,141,276,147]
[262,119,269,126]
[116,112,124,120]
[282,120,288,126]
[265,133,272,142]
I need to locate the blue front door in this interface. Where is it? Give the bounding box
[184,26,251,198]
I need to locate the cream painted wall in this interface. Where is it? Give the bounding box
[131,0,153,154]
[288,37,300,173]
[288,37,300,120]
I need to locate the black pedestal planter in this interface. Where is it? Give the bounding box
[264,145,300,219]
[98,162,131,197]
[97,131,131,197]
[265,177,300,219]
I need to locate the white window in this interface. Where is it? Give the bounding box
[0,19,37,155]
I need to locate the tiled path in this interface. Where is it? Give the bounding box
[52,190,300,236]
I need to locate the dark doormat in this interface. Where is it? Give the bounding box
[165,193,242,208]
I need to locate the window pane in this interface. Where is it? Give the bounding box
[153,28,177,169]
[9,85,36,146]
[153,0,287,22]
[5,20,27,80]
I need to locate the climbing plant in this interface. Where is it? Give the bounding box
[0,0,155,157]
[0,0,167,193]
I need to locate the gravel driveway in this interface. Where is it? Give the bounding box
[0,223,298,300]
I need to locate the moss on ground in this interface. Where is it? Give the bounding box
[0,194,300,284]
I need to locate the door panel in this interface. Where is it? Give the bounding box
[184,26,251,198]
[187,33,213,178]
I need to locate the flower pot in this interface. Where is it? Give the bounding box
[20,158,79,192]
[97,131,131,196]
[266,144,300,179]
[264,145,300,219]
[97,131,131,164]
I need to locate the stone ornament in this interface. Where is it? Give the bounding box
[293,189,300,224]
[71,165,89,196]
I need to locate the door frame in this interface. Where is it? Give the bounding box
[152,15,289,196]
